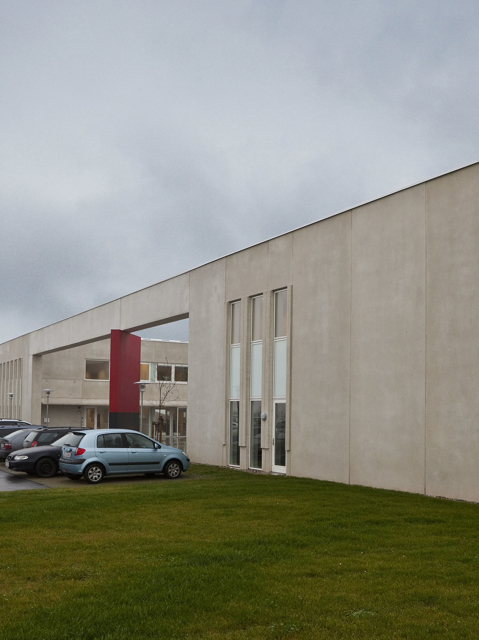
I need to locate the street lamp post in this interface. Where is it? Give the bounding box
[139,384,146,433]
[43,389,51,426]
[7,392,14,419]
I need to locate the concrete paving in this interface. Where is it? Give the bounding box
[0,462,190,490]
[0,468,48,491]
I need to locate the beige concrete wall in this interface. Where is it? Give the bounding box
[425,165,479,501]
[350,185,426,494]
[44,404,83,429]
[0,336,37,422]
[291,212,352,484]
[188,260,226,465]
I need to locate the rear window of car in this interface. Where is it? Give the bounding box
[23,431,39,445]
[35,431,66,445]
[63,433,85,448]
[50,433,72,446]
[4,430,23,440]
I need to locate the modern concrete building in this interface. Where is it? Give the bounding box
[1,161,479,501]
[1,338,188,447]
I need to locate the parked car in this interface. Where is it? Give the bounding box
[4,431,83,478]
[22,427,80,449]
[0,428,41,461]
[0,423,41,438]
[60,429,190,484]
[0,419,31,426]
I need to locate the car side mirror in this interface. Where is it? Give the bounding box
[155,443,161,449]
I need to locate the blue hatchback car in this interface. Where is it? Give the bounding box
[59,429,190,484]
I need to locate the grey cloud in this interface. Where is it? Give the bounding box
[1,0,479,342]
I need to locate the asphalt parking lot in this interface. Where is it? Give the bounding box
[0,462,189,490]
[0,467,48,491]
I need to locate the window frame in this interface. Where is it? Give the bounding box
[140,362,151,382]
[84,359,110,381]
[249,294,263,470]
[155,364,188,384]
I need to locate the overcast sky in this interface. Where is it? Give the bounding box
[1,0,479,344]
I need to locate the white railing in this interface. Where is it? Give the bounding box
[155,433,187,453]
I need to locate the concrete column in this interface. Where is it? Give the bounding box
[28,355,42,425]
[109,330,141,430]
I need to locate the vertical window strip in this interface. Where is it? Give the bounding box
[273,290,287,470]
[250,295,263,469]
[229,301,241,466]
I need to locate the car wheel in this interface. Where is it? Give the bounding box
[164,460,182,479]
[84,463,104,484]
[35,458,58,478]
[66,473,82,480]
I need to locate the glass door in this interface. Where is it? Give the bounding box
[272,401,286,473]
[85,407,96,429]
[84,406,109,429]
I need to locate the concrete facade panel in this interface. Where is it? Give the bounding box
[81,380,111,400]
[426,165,479,501]
[350,185,426,494]
[46,405,83,429]
[291,213,351,484]
[119,274,189,332]
[140,340,188,364]
[42,378,83,401]
[268,234,293,292]
[29,319,73,356]
[225,243,270,301]
[0,335,29,362]
[68,301,121,348]
[188,260,226,465]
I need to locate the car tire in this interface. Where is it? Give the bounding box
[84,463,104,484]
[35,458,58,478]
[164,460,182,479]
[66,473,82,480]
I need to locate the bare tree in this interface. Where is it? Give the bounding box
[152,360,178,443]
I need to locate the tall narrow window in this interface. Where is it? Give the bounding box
[250,295,263,469]
[229,301,241,466]
[273,289,287,472]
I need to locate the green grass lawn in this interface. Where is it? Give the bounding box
[1,464,479,639]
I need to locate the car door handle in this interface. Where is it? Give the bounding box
[131,451,137,454]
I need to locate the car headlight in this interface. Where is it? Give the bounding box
[13,455,29,460]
